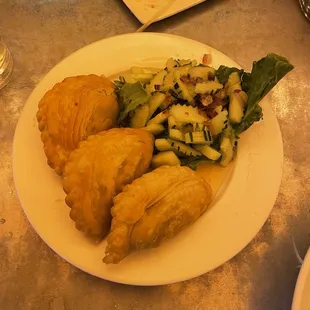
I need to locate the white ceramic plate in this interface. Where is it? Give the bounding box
[13,33,283,286]
[292,249,310,310]
[122,0,206,23]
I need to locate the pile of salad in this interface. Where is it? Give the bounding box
[114,54,293,170]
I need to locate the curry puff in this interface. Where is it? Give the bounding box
[103,165,212,264]
[62,128,154,240]
[37,74,119,175]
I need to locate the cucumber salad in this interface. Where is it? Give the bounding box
[115,54,293,170]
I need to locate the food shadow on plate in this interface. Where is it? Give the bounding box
[196,159,236,209]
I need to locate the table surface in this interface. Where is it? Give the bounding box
[1,1,310,309]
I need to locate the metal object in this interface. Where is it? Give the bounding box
[0,39,13,90]
[1,0,310,309]
[300,0,310,20]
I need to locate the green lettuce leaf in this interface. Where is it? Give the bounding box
[180,157,213,171]
[215,66,243,84]
[234,53,294,135]
[115,81,150,121]
[240,72,252,92]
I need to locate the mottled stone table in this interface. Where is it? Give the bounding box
[1,1,310,309]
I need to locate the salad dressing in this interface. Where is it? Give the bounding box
[197,162,234,202]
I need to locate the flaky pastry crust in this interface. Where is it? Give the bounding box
[37,74,119,175]
[62,128,154,240]
[103,166,212,264]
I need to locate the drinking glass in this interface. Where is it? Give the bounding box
[0,38,13,90]
[300,0,310,20]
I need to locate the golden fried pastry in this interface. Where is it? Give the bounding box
[62,128,154,240]
[103,165,212,264]
[37,74,119,175]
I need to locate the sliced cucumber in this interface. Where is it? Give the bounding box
[152,70,167,84]
[130,104,150,128]
[194,144,222,161]
[155,139,183,157]
[142,124,165,135]
[226,72,241,94]
[186,83,196,98]
[177,59,192,66]
[220,137,234,167]
[170,104,208,124]
[174,65,192,77]
[221,123,237,147]
[181,123,194,133]
[214,88,227,100]
[130,66,161,74]
[214,105,223,114]
[195,81,223,94]
[155,139,173,152]
[229,91,245,124]
[151,151,181,168]
[188,66,215,80]
[227,71,241,87]
[169,128,184,141]
[193,123,208,131]
[239,90,248,103]
[174,77,194,102]
[184,130,213,145]
[168,116,178,129]
[162,71,174,90]
[122,73,154,84]
[159,96,173,111]
[147,110,170,125]
[228,82,242,94]
[148,92,166,119]
[191,60,198,67]
[209,110,228,136]
[166,58,178,71]
[146,70,167,93]
[167,139,202,157]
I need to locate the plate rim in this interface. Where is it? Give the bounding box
[13,32,284,286]
[292,248,310,309]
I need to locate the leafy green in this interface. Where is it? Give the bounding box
[115,80,150,121]
[216,54,294,135]
[234,53,294,135]
[215,66,251,91]
[234,105,263,134]
[215,66,243,84]
[240,72,252,92]
[211,134,222,151]
[180,156,213,171]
